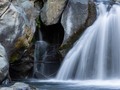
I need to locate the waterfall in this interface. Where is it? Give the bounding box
[56,2,120,80]
[33,22,48,78]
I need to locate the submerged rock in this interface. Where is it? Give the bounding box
[0,44,9,82]
[0,87,13,90]
[0,82,36,90]
[12,82,31,90]
[40,0,67,25]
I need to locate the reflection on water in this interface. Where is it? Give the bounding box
[2,79,120,89]
[15,79,120,90]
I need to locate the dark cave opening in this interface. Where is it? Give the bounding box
[33,18,65,79]
[9,17,65,80]
[35,18,64,47]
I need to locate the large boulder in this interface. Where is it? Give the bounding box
[0,0,37,54]
[0,0,38,82]
[40,0,67,25]
[0,44,9,82]
[60,0,96,55]
[61,0,88,42]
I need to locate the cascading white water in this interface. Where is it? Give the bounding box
[56,2,120,80]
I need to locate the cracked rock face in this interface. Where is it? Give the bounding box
[61,0,89,42]
[40,0,67,25]
[0,0,38,82]
[0,44,8,82]
[60,0,96,56]
[0,0,37,53]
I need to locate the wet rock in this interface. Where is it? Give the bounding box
[9,45,34,80]
[40,0,67,25]
[0,82,37,90]
[0,87,13,90]
[0,44,9,82]
[114,0,120,2]
[12,82,31,90]
[0,0,37,54]
[61,0,89,43]
[60,0,96,56]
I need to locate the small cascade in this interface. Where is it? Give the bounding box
[38,30,43,41]
[33,18,49,77]
[34,40,48,78]
[33,22,63,78]
[56,2,120,80]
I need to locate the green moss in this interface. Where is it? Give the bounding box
[10,53,20,63]
[59,2,96,55]
[59,26,85,51]
[36,17,41,29]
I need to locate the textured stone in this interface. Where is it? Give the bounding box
[114,0,120,2]
[61,0,89,43]
[0,0,37,53]
[41,0,67,25]
[0,82,36,90]
[12,82,31,90]
[0,44,9,82]
[60,0,96,56]
[0,0,38,82]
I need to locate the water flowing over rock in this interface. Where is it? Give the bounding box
[0,44,8,82]
[34,41,62,79]
[57,2,120,80]
[40,0,67,25]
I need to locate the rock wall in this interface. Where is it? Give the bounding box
[0,0,38,82]
[0,0,97,82]
[40,0,67,25]
[59,0,96,56]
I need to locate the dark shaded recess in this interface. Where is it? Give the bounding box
[40,19,64,47]
[33,18,64,79]
[9,45,34,80]
[34,17,64,47]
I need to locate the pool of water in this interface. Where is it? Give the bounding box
[1,79,120,90]
[24,80,120,90]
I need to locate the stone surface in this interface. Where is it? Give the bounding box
[12,82,31,90]
[0,44,9,82]
[61,0,89,43]
[0,82,36,90]
[9,44,34,80]
[114,0,120,2]
[60,0,96,56]
[0,0,37,54]
[40,0,67,25]
[0,0,38,82]
[0,87,13,90]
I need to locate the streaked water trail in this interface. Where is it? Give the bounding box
[56,2,120,80]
